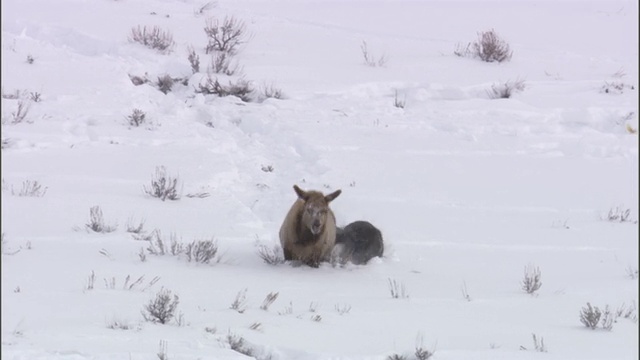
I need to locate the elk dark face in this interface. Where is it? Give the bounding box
[294,185,341,235]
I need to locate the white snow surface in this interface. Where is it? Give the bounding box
[1,0,638,359]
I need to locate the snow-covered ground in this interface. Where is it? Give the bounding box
[1,0,638,359]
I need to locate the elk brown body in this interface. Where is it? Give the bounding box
[279,185,341,267]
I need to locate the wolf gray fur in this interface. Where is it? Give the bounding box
[334,220,383,265]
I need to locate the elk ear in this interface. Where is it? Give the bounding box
[293,185,308,200]
[324,189,341,203]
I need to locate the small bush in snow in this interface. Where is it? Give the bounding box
[487,79,525,99]
[10,180,47,197]
[127,108,146,127]
[386,355,407,360]
[128,74,149,86]
[605,206,632,223]
[616,302,638,323]
[626,266,639,280]
[185,238,218,263]
[209,51,242,75]
[249,322,263,331]
[126,217,146,234]
[335,303,352,315]
[472,29,512,62]
[394,90,406,108]
[580,302,614,330]
[260,83,285,100]
[142,288,180,324]
[260,292,279,311]
[388,278,409,299]
[601,81,634,94]
[196,75,254,102]
[257,244,285,265]
[86,206,117,233]
[204,16,248,54]
[187,46,200,74]
[29,92,41,102]
[26,55,34,64]
[157,340,168,360]
[230,288,248,313]
[10,100,31,124]
[143,166,181,201]
[194,1,216,16]
[361,40,388,67]
[129,26,175,53]
[226,331,253,356]
[521,264,542,294]
[156,74,174,94]
[531,333,546,352]
[414,334,435,360]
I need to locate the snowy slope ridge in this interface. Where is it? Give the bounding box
[1,0,638,359]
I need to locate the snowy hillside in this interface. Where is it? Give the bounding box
[1,0,638,359]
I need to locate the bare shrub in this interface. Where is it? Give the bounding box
[487,79,525,99]
[157,340,168,360]
[185,191,211,198]
[226,331,253,356]
[129,26,175,53]
[394,90,406,108]
[261,83,285,100]
[472,29,512,62]
[414,334,435,360]
[196,75,254,102]
[195,1,216,16]
[600,305,615,330]
[127,108,146,127]
[334,303,351,315]
[26,55,34,64]
[580,302,606,330]
[205,16,248,54]
[461,281,472,302]
[260,292,279,311]
[310,314,322,322]
[601,81,634,94]
[521,264,542,294]
[157,74,174,94]
[11,180,47,197]
[361,40,388,67]
[278,301,294,315]
[11,100,31,124]
[106,317,136,330]
[626,266,639,280]
[129,74,149,86]
[142,288,180,324]
[249,322,262,331]
[126,218,145,234]
[386,355,407,360]
[453,42,472,57]
[388,278,409,299]
[257,244,285,265]
[86,206,117,233]
[606,206,632,222]
[209,51,242,75]
[85,270,96,291]
[532,333,546,352]
[185,238,218,263]
[230,288,248,313]
[187,46,200,74]
[616,302,638,323]
[143,166,181,201]
[29,92,41,102]
[146,231,183,256]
